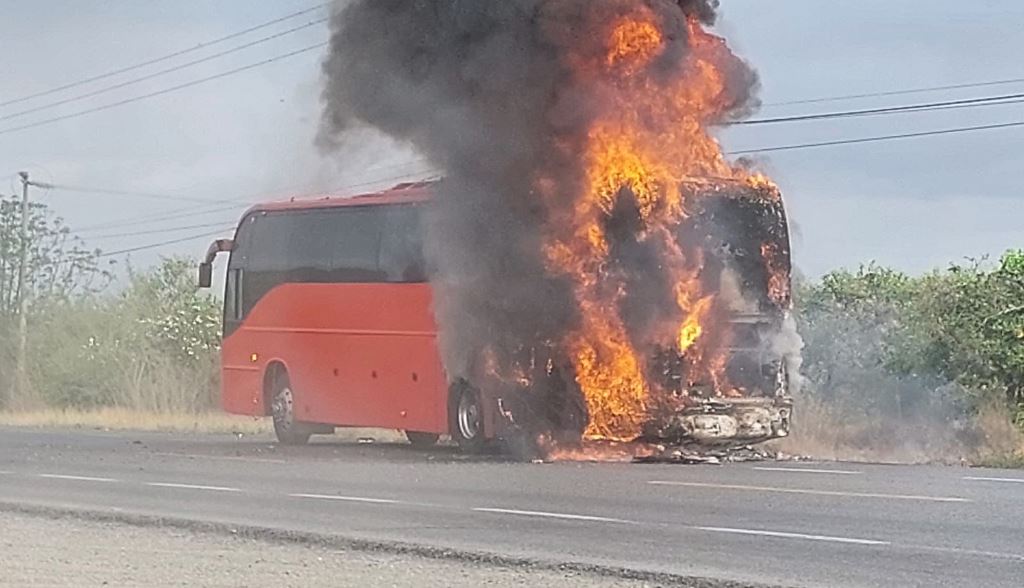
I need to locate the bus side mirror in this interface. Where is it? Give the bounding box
[198,262,213,288]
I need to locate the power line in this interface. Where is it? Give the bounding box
[274,168,441,205]
[68,160,436,235]
[89,172,443,256]
[764,76,1024,107]
[98,227,233,258]
[46,183,251,205]
[86,220,236,240]
[737,92,1024,127]
[76,114,1018,254]
[728,119,1024,155]
[76,202,248,233]
[0,43,327,137]
[0,3,329,108]
[0,19,328,123]
[68,161,436,235]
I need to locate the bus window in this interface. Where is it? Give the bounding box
[379,205,426,283]
[225,268,243,322]
[249,207,386,282]
[224,216,254,336]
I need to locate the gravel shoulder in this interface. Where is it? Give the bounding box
[0,510,662,588]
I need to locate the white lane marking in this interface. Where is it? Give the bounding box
[964,476,1024,484]
[907,543,1024,563]
[289,493,398,504]
[695,526,890,546]
[648,481,971,503]
[753,466,862,475]
[150,451,288,464]
[146,482,242,493]
[38,474,118,483]
[473,507,634,524]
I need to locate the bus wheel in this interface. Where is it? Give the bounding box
[270,373,314,446]
[450,381,485,453]
[404,431,440,448]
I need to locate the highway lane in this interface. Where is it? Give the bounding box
[1,427,1022,587]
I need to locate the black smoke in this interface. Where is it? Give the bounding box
[318,0,759,441]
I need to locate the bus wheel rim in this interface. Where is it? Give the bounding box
[273,387,295,429]
[458,393,480,440]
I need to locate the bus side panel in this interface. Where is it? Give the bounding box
[228,282,448,434]
[221,364,263,416]
[221,327,266,416]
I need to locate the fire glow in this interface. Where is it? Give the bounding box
[539,10,773,441]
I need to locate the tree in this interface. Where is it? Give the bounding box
[0,196,109,319]
[0,196,110,407]
[910,251,1024,409]
[796,252,1024,431]
[796,264,947,418]
[123,257,222,363]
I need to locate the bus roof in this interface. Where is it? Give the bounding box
[249,181,435,214]
[247,176,780,216]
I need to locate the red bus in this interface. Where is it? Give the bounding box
[199,182,457,448]
[199,180,793,451]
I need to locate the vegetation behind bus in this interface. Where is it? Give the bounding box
[0,197,1020,463]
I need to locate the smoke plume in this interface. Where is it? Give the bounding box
[319,0,763,443]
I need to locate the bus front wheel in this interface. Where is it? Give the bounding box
[449,381,485,453]
[270,373,315,446]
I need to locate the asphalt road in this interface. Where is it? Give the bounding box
[1,427,1022,587]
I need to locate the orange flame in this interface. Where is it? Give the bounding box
[762,242,792,309]
[538,10,771,443]
[607,17,664,72]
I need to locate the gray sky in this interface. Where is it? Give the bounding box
[1,0,1021,277]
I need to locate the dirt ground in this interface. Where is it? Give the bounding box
[0,511,661,588]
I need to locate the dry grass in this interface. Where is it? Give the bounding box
[969,401,1024,468]
[774,393,1024,466]
[0,408,411,444]
[0,408,272,435]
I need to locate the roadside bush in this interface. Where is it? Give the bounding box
[788,252,1024,461]
[27,257,221,413]
[0,319,14,402]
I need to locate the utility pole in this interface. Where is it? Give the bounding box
[14,171,30,404]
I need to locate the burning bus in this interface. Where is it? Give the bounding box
[199,177,794,456]
[446,176,795,453]
[203,0,799,457]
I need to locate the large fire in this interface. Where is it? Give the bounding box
[320,0,792,456]
[540,11,774,441]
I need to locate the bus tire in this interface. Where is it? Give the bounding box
[270,371,314,446]
[449,380,485,454]
[404,431,440,448]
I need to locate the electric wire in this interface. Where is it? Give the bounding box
[97,227,234,258]
[0,43,327,137]
[0,3,329,108]
[76,202,247,233]
[728,119,1024,155]
[85,220,237,240]
[765,75,1024,107]
[738,92,1024,126]
[69,160,436,234]
[0,19,329,123]
[46,183,252,205]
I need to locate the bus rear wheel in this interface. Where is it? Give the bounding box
[449,381,485,454]
[270,373,315,446]
[404,431,440,448]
